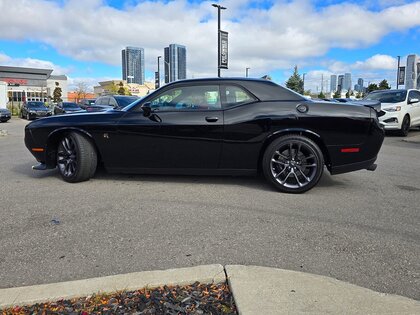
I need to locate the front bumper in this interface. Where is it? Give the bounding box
[0,114,11,121]
[379,111,404,130]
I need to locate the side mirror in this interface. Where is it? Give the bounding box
[141,102,152,117]
[408,98,419,104]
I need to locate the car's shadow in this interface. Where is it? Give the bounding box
[14,162,346,191]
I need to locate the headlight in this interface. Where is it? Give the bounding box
[29,111,36,114]
[383,106,401,112]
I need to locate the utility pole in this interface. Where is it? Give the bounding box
[396,55,400,89]
[303,73,306,92]
[212,3,227,77]
[321,74,324,93]
[246,67,250,78]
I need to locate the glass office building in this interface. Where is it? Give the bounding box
[122,47,145,85]
[164,44,187,83]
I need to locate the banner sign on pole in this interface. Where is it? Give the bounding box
[398,66,405,85]
[219,30,228,69]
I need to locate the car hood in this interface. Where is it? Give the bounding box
[26,109,124,128]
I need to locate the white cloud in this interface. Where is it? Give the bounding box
[0,0,419,79]
[0,53,70,74]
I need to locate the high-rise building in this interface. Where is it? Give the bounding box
[337,75,344,92]
[122,47,145,85]
[164,44,187,83]
[343,73,352,91]
[354,78,364,93]
[405,54,420,89]
[330,75,337,92]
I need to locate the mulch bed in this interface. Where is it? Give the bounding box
[1,282,237,315]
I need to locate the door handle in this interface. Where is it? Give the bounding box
[205,116,219,122]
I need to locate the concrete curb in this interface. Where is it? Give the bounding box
[225,265,420,315]
[0,264,225,309]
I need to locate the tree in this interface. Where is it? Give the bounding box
[356,92,362,99]
[53,82,62,103]
[285,66,304,94]
[378,79,391,90]
[367,83,379,93]
[318,91,325,99]
[333,90,341,98]
[117,82,126,95]
[75,82,88,103]
[345,90,350,98]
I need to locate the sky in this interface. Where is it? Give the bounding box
[0,0,419,92]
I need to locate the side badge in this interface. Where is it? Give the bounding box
[296,104,309,113]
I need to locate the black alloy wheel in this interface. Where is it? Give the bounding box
[399,115,410,137]
[263,135,324,193]
[57,132,97,183]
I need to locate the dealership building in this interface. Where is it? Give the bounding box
[0,66,68,104]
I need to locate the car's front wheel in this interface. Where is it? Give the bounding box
[262,135,324,193]
[399,115,410,137]
[57,132,97,183]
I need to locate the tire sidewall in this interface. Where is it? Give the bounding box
[262,135,324,193]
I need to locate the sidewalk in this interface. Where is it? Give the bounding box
[1,265,419,314]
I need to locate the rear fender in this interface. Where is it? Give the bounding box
[258,128,331,170]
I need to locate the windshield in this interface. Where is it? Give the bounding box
[115,96,139,108]
[364,91,407,103]
[63,102,79,109]
[27,102,46,109]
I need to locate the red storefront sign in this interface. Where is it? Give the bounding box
[3,78,28,85]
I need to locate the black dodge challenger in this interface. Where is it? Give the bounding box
[25,78,384,193]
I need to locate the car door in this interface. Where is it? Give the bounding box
[408,90,420,126]
[112,84,223,171]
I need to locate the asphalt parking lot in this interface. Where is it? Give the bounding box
[0,118,419,301]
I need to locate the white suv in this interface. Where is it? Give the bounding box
[365,89,420,136]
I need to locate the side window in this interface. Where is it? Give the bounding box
[409,90,420,101]
[109,98,118,107]
[149,85,221,111]
[223,85,255,108]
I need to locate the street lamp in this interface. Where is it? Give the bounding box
[246,67,250,78]
[212,3,226,77]
[157,56,162,88]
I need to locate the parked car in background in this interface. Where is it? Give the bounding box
[78,98,96,110]
[0,108,11,122]
[54,102,82,115]
[20,101,52,120]
[364,89,420,136]
[85,95,139,112]
[24,78,384,193]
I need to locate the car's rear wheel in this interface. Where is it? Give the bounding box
[57,132,97,183]
[399,115,410,137]
[262,135,324,193]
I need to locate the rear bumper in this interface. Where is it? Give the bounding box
[330,156,377,175]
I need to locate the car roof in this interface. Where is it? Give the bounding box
[159,77,305,102]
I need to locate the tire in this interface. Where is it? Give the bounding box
[398,115,410,137]
[57,132,97,183]
[262,135,324,193]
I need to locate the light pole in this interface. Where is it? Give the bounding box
[246,67,250,78]
[396,55,401,89]
[212,3,226,77]
[157,56,162,88]
[302,73,306,92]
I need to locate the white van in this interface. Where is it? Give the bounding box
[365,89,420,136]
